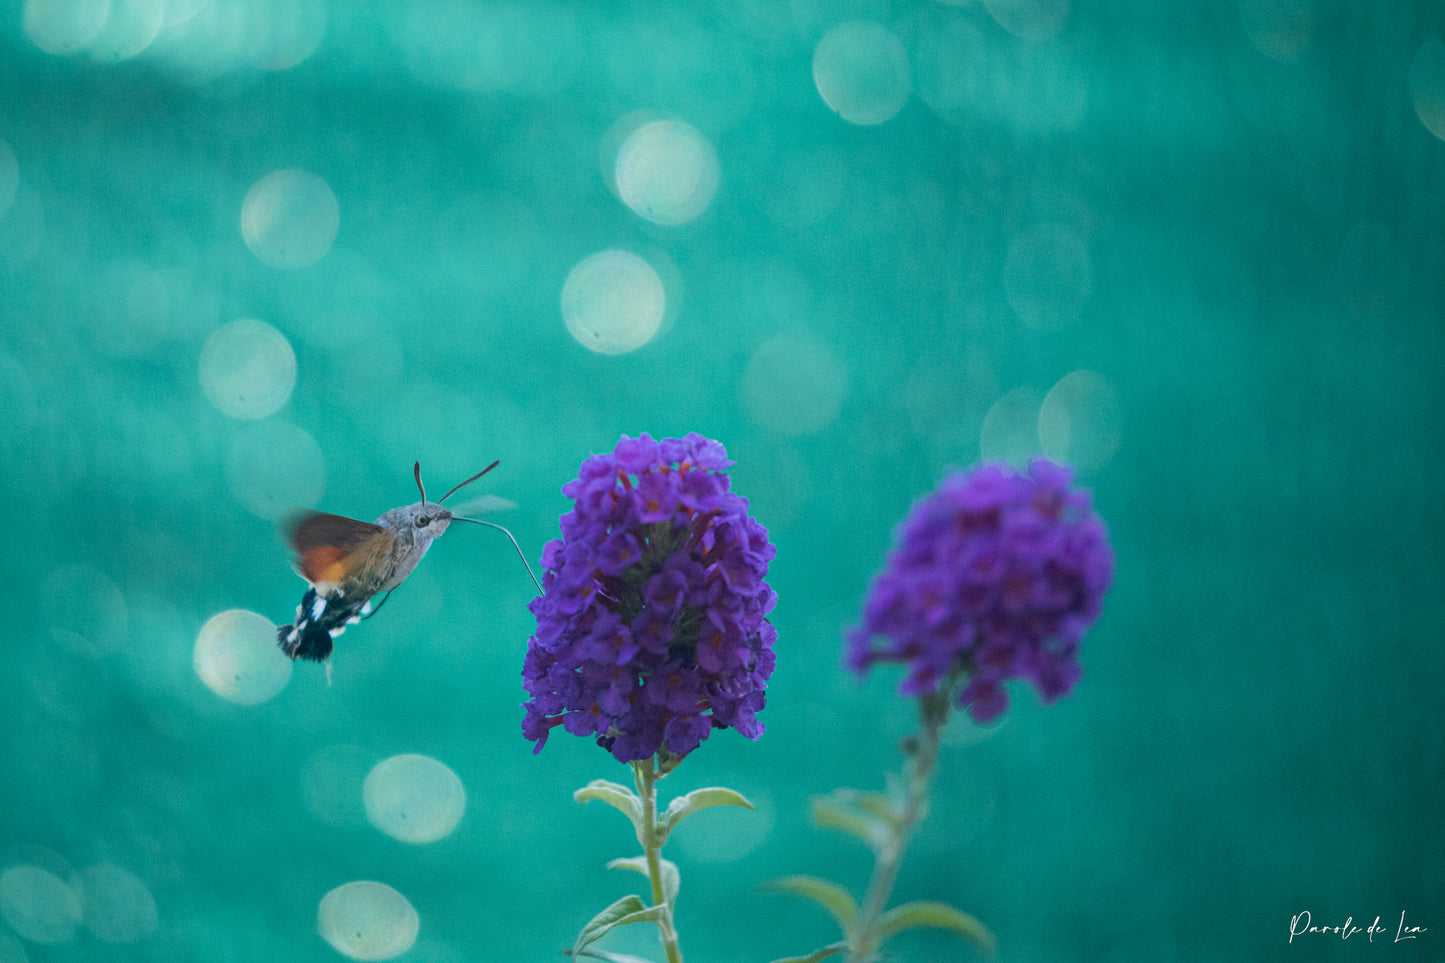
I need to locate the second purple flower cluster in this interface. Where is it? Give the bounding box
[522,434,778,762]
[847,460,1114,723]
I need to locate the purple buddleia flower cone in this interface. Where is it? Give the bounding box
[847,459,1114,723]
[523,433,778,763]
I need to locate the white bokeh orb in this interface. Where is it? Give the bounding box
[615,119,720,225]
[241,169,339,269]
[198,319,297,420]
[812,21,911,125]
[363,754,466,844]
[317,881,419,961]
[561,250,665,355]
[193,609,293,705]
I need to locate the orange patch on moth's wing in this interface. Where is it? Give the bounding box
[299,545,348,584]
[287,511,387,588]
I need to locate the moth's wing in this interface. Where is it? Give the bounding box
[285,512,385,586]
[336,533,397,598]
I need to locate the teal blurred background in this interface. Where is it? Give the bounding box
[1,0,1442,960]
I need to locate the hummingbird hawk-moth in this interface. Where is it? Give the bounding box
[277,460,541,666]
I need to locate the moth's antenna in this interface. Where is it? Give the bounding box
[413,462,427,503]
[439,460,500,504]
[452,516,545,596]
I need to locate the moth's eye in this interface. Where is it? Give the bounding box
[415,516,430,527]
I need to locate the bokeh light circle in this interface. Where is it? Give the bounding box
[363,754,467,844]
[739,334,849,436]
[159,0,204,28]
[41,563,128,654]
[812,21,911,125]
[30,629,109,724]
[85,0,164,62]
[317,881,419,961]
[193,609,293,705]
[561,250,665,354]
[78,864,158,943]
[226,419,325,520]
[1038,369,1123,473]
[979,386,1041,465]
[0,865,80,944]
[911,12,986,126]
[23,0,111,55]
[615,119,720,225]
[984,0,1071,42]
[1411,38,1445,142]
[199,318,297,419]
[241,169,339,269]
[1238,0,1313,63]
[249,0,328,71]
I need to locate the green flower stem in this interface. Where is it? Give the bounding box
[846,690,950,963]
[633,757,684,963]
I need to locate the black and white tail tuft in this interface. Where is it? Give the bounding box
[276,588,372,662]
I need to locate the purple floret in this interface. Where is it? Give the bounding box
[847,460,1114,723]
[523,433,777,762]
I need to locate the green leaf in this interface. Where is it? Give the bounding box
[766,941,850,963]
[809,793,890,853]
[607,855,680,907]
[843,790,903,831]
[575,779,643,827]
[606,906,668,934]
[762,876,859,936]
[876,901,996,957]
[660,786,755,836]
[570,896,668,956]
[572,895,647,955]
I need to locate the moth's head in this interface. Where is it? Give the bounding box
[408,459,499,542]
[404,502,453,541]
